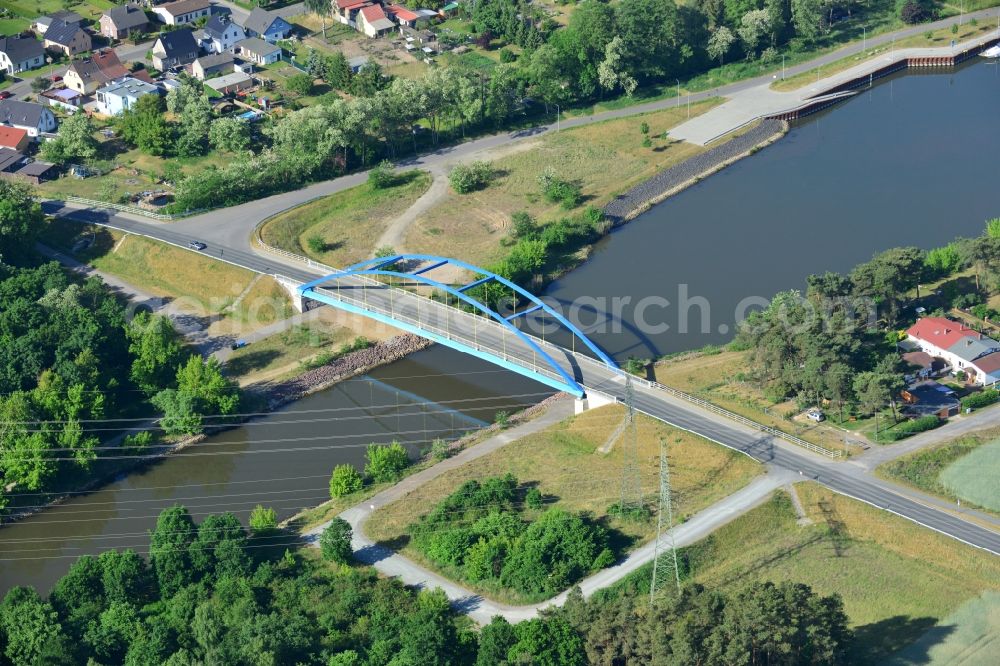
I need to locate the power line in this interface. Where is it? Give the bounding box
[650,437,681,599]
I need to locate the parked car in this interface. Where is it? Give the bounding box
[187,241,207,251]
[806,410,825,423]
[0,91,10,100]
[49,74,62,82]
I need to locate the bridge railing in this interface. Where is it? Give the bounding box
[274,259,845,459]
[56,196,207,221]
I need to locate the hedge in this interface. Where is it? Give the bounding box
[882,415,943,442]
[960,388,1000,411]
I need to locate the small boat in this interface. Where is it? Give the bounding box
[981,44,1000,58]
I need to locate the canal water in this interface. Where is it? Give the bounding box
[2,61,998,594]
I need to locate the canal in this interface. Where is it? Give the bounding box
[2,60,998,594]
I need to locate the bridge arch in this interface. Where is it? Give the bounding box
[297,255,619,397]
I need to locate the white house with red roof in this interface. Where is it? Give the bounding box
[905,316,1000,385]
[334,0,427,38]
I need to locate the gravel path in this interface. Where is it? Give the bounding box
[604,118,787,224]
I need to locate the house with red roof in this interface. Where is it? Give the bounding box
[334,0,430,38]
[358,4,395,37]
[905,316,1000,385]
[0,126,29,152]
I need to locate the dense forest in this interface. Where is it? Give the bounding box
[0,182,241,513]
[0,504,853,665]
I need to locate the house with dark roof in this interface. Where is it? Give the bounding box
[64,49,130,95]
[197,15,246,54]
[906,316,1000,385]
[192,52,239,80]
[43,20,92,57]
[241,7,292,43]
[0,36,45,75]
[900,381,960,419]
[33,11,82,35]
[152,0,214,25]
[0,100,58,138]
[232,37,281,65]
[100,5,150,40]
[152,29,200,70]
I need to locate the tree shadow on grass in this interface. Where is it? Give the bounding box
[225,349,283,376]
[850,615,946,665]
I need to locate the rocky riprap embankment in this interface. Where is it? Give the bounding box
[266,334,431,408]
[604,118,787,224]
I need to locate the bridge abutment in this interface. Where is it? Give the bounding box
[575,391,616,414]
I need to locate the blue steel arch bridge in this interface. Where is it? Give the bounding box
[297,254,622,398]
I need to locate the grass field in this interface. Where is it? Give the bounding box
[227,276,296,327]
[405,101,720,266]
[890,591,1000,666]
[653,350,862,455]
[939,438,1000,512]
[614,482,1000,663]
[878,429,1000,515]
[0,0,113,22]
[259,170,432,267]
[225,322,355,381]
[366,403,761,602]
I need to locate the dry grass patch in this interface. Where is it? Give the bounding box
[260,170,432,267]
[367,403,761,548]
[654,350,861,455]
[405,100,721,265]
[678,483,1000,661]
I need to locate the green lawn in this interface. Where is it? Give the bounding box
[890,591,1000,666]
[259,169,432,267]
[225,323,356,382]
[878,429,1000,515]
[0,0,113,21]
[611,482,1000,664]
[0,16,29,33]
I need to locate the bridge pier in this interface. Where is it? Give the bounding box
[575,390,615,414]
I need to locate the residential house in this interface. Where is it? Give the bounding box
[192,52,238,80]
[152,0,213,26]
[905,316,1000,385]
[900,381,960,419]
[100,5,150,40]
[0,36,45,75]
[43,20,92,57]
[152,29,200,70]
[41,87,85,113]
[95,76,161,115]
[241,7,292,43]
[386,5,424,29]
[0,100,58,138]
[0,126,29,152]
[64,49,130,95]
[197,15,245,54]
[334,0,370,28]
[13,160,57,185]
[0,147,56,184]
[232,37,280,65]
[204,71,252,94]
[33,11,82,35]
[357,4,395,38]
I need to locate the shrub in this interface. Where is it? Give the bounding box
[286,72,314,95]
[249,504,277,533]
[449,160,494,193]
[368,160,395,189]
[883,415,943,441]
[624,357,649,375]
[494,410,510,427]
[900,0,931,24]
[511,211,537,239]
[364,442,410,482]
[952,294,979,309]
[525,487,543,510]
[498,48,516,63]
[961,388,1000,411]
[329,464,363,498]
[306,235,326,254]
[640,122,649,135]
[538,167,582,209]
[607,502,652,522]
[320,518,353,563]
[431,438,451,461]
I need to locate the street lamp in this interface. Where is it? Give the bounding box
[675,79,680,107]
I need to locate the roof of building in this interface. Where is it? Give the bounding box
[234,36,280,57]
[972,351,1000,375]
[360,4,395,31]
[0,148,24,172]
[104,5,149,30]
[195,52,235,69]
[347,55,370,69]
[158,0,212,17]
[242,7,286,35]
[387,5,420,22]
[17,160,55,177]
[98,76,161,98]
[67,50,130,86]
[43,20,86,46]
[203,15,242,39]
[46,87,82,101]
[204,71,252,90]
[38,11,83,27]
[336,0,369,9]
[902,381,959,416]
[902,351,936,370]
[907,317,980,353]
[0,100,49,128]
[0,126,28,148]
[946,334,1000,363]
[0,36,44,63]
[156,28,199,56]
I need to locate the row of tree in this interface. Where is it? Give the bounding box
[0,503,854,665]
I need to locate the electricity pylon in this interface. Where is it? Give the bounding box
[650,437,681,599]
[618,375,642,511]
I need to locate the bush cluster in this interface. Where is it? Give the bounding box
[883,415,943,441]
[961,388,1000,411]
[449,161,495,194]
